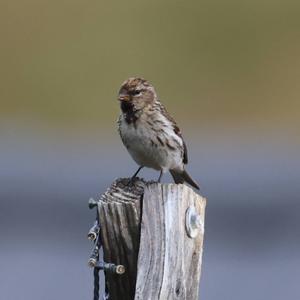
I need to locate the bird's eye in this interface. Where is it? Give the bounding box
[132,89,141,96]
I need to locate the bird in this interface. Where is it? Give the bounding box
[117,77,199,190]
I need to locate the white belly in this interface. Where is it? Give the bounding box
[119,119,183,172]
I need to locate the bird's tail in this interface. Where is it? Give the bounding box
[170,169,200,190]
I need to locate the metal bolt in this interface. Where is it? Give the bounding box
[191,214,201,229]
[185,206,203,238]
[96,262,125,275]
[115,265,126,275]
[87,221,100,241]
[88,198,98,209]
[88,257,98,268]
[88,245,99,267]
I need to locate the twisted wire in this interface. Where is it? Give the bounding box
[93,267,100,300]
[92,206,110,300]
[103,271,110,300]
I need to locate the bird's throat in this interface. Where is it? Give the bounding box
[120,101,134,113]
[121,101,139,124]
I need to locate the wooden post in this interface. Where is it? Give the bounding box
[97,178,206,300]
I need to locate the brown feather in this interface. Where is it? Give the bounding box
[157,102,188,164]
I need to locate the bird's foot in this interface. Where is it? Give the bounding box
[126,166,144,186]
[157,170,163,183]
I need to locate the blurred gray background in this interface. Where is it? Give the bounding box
[1,0,300,299]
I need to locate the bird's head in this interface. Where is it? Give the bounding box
[118,77,157,112]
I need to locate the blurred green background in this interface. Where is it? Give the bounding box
[1,1,300,300]
[1,0,300,134]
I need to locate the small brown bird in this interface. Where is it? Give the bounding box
[117,77,199,190]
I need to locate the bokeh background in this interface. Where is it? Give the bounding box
[1,0,300,299]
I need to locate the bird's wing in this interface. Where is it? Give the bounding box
[173,124,188,164]
[159,102,188,165]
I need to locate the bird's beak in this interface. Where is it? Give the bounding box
[118,94,130,102]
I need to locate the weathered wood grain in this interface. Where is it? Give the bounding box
[98,178,146,300]
[134,183,206,300]
[97,178,206,300]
